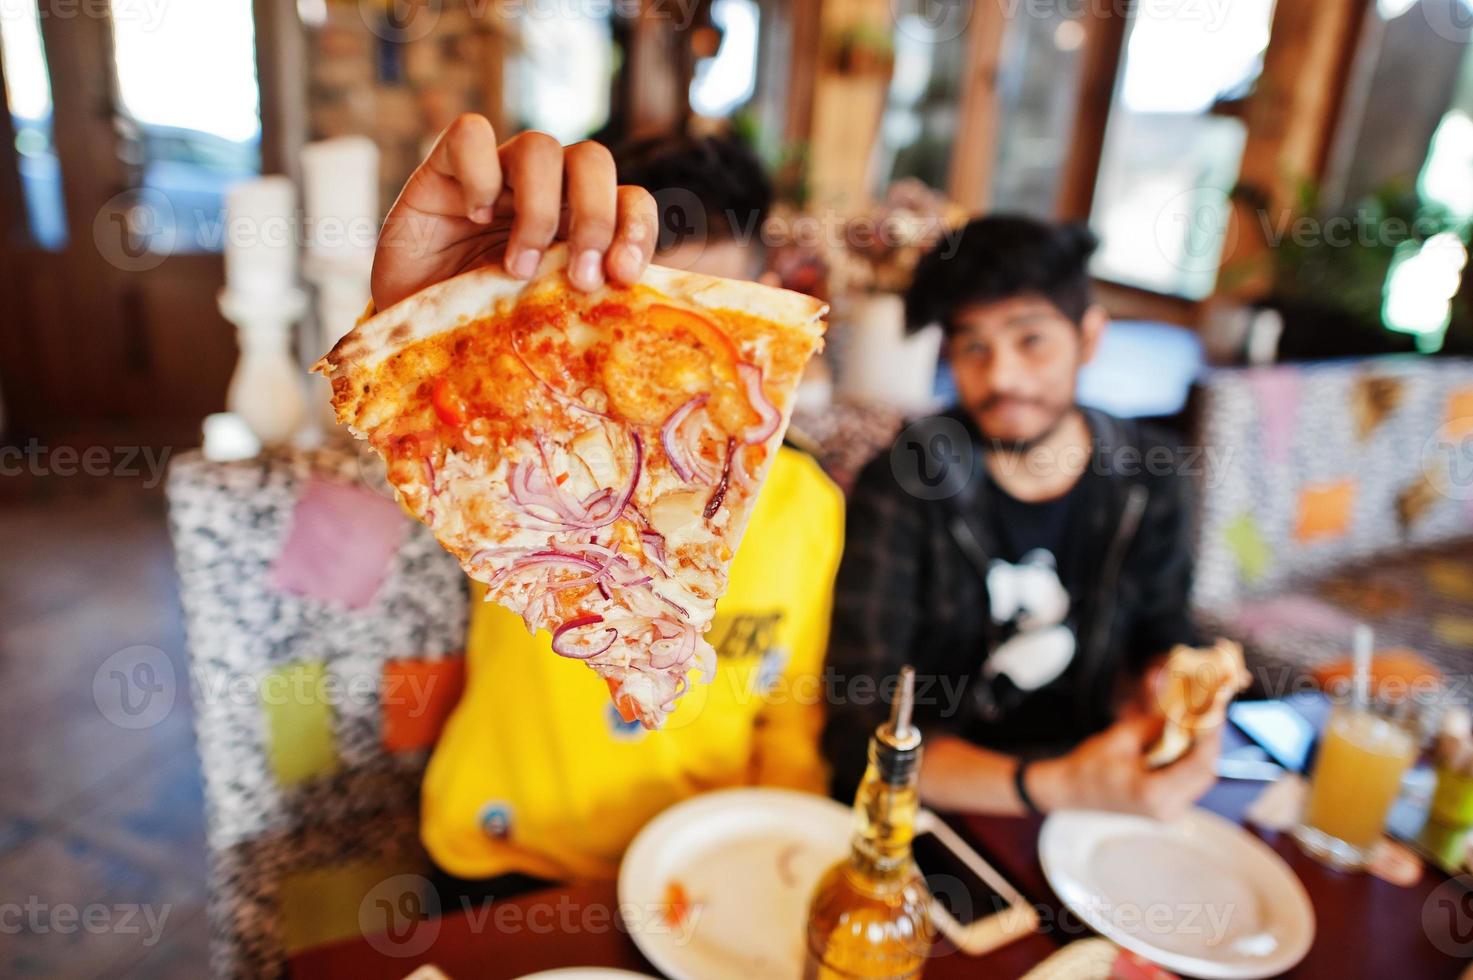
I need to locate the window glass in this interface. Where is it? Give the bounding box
[990,8,1087,216]
[690,0,760,118]
[510,7,615,143]
[109,0,262,253]
[0,0,66,248]
[1088,0,1277,298]
[872,1,968,194]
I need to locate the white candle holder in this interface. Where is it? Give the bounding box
[220,286,310,449]
[302,252,374,442]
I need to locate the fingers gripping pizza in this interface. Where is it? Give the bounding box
[314,246,827,728]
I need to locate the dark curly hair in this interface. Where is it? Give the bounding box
[904,215,1099,334]
[612,132,773,252]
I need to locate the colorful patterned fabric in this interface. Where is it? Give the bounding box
[166,448,467,978]
[1193,357,1473,685]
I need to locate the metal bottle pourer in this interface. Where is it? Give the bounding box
[872,666,923,784]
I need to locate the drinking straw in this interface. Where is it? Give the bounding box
[892,666,916,739]
[1352,623,1373,711]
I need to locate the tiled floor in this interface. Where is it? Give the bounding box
[1,470,210,978]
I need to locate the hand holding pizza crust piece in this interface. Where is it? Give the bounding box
[1145,639,1251,769]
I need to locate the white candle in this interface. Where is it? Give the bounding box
[302,136,379,261]
[224,176,298,297]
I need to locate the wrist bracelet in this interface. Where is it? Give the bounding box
[1014,758,1040,815]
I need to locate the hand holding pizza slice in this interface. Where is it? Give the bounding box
[314,245,827,728]
[1144,638,1250,768]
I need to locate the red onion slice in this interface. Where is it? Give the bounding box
[639,531,670,573]
[607,429,643,526]
[650,621,697,669]
[510,330,613,420]
[659,594,691,619]
[484,550,604,591]
[469,546,529,566]
[536,436,595,521]
[552,614,617,659]
[505,429,642,532]
[661,394,710,482]
[704,438,734,519]
[736,362,780,445]
[508,458,570,520]
[730,443,755,490]
[560,541,621,563]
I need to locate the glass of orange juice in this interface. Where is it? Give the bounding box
[1294,704,1420,870]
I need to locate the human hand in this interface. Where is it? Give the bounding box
[1030,714,1221,821]
[371,114,659,311]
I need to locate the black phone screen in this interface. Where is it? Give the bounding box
[912,830,1013,927]
[1228,699,1318,773]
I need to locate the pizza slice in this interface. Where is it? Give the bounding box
[1144,639,1250,768]
[313,245,828,728]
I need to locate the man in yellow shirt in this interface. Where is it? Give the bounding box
[368,117,845,899]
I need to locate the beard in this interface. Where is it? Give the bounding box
[970,397,1076,455]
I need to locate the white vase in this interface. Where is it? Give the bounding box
[835,292,943,415]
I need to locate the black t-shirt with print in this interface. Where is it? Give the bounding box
[969,473,1089,752]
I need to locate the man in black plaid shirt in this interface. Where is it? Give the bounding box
[822,216,1220,820]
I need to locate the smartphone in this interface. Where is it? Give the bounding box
[1227,698,1318,773]
[912,810,1038,956]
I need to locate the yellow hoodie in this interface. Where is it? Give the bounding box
[421,445,845,881]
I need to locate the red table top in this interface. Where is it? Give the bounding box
[291,714,1469,979]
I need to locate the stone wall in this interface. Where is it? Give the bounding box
[306,1,499,214]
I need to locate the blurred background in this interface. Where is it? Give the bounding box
[2,1,1473,977]
[1,0,1471,440]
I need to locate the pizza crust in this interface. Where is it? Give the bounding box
[314,244,827,407]
[1145,639,1249,768]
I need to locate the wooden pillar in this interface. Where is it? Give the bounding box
[945,0,1007,213]
[1217,0,1368,298]
[255,0,308,184]
[783,0,823,147]
[1054,0,1130,222]
[805,0,892,213]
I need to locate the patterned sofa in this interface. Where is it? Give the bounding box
[167,446,468,978]
[1192,356,1473,690]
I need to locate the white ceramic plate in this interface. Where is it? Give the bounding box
[513,971,657,980]
[617,787,851,980]
[1040,807,1315,979]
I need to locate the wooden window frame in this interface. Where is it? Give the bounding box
[933,0,1369,326]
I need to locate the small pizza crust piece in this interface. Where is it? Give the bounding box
[314,245,827,728]
[1145,639,1250,768]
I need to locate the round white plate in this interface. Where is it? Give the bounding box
[514,971,656,979]
[1040,807,1315,979]
[617,787,851,980]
